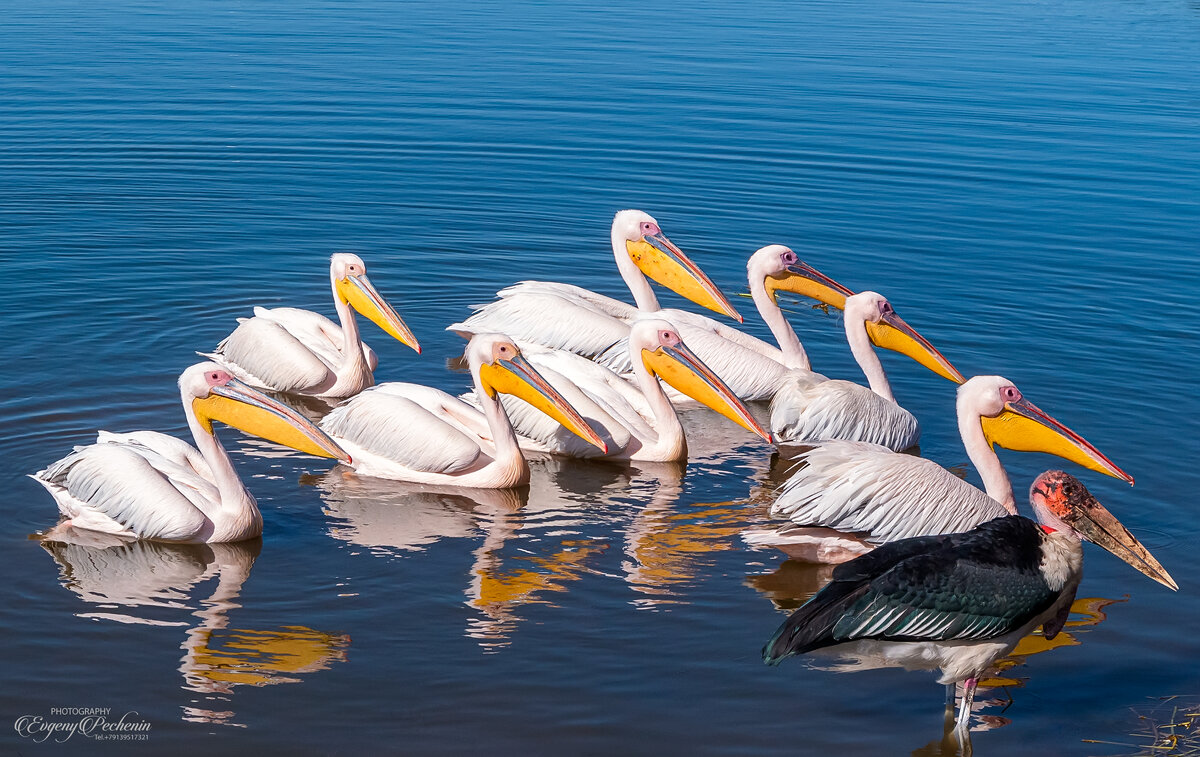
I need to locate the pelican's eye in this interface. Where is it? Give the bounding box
[781,251,797,266]
[640,221,661,237]
[880,301,894,316]
[206,370,231,386]
[1001,386,1021,403]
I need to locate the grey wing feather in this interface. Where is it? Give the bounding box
[834,558,1045,642]
[321,389,481,474]
[771,376,920,450]
[211,317,333,393]
[771,440,1009,544]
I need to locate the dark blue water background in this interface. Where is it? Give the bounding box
[2,0,1198,754]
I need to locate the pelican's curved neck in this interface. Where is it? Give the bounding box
[612,230,660,312]
[329,274,371,383]
[957,404,1017,513]
[750,277,810,370]
[472,370,529,483]
[845,318,895,402]
[182,398,253,516]
[630,350,685,458]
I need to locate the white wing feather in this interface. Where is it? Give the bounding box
[771,440,1009,544]
[497,281,638,318]
[95,430,214,483]
[204,306,380,393]
[33,433,220,541]
[660,307,784,363]
[448,283,798,403]
[206,316,334,393]
[446,283,635,360]
[368,382,495,443]
[253,307,379,372]
[770,375,920,451]
[668,323,791,401]
[321,387,482,474]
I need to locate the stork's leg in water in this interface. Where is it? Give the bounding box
[944,683,957,726]
[954,677,978,735]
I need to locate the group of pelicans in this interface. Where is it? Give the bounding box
[33,209,1175,738]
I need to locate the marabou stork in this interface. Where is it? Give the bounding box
[763,471,1176,736]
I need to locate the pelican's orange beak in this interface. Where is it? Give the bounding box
[626,233,743,322]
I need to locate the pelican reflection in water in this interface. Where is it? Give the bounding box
[37,533,348,726]
[309,467,610,650]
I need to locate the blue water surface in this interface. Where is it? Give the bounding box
[2,0,1198,754]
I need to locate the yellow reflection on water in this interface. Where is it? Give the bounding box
[37,533,348,727]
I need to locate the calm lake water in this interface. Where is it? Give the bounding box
[2,0,1198,754]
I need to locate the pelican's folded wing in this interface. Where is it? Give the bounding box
[770,377,919,451]
[771,440,1009,544]
[209,316,334,393]
[253,306,380,371]
[447,286,633,361]
[322,390,482,474]
[34,443,213,542]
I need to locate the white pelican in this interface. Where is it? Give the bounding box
[319,334,607,487]
[749,375,1135,562]
[203,253,420,399]
[768,288,964,450]
[763,471,1175,739]
[585,244,961,397]
[591,244,962,450]
[465,319,771,462]
[32,363,349,543]
[447,209,743,360]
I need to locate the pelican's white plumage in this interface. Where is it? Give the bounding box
[37,435,216,541]
[32,363,349,543]
[462,319,771,462]
[448,210,744,362]
[602,246,960,451]
[322,390,485,476]
[770,440,1007,544]
[320,334,607,487]
[739,246,962,448]
[204,253,420,399]
[455,239,960,452]
[747,375,1135,562]
[769,375,920,452]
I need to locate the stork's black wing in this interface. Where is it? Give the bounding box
[764,516,1059,664]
